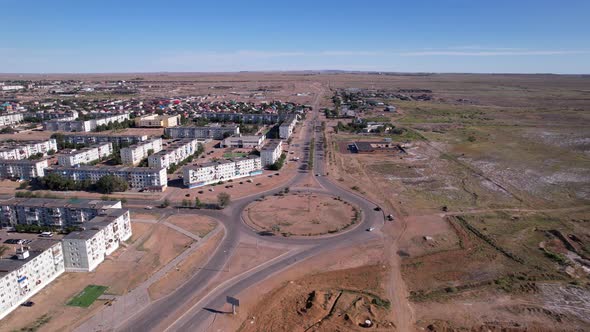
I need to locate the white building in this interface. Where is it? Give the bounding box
[221,135,266,149]
[57,142,113,167]
[0,159,48,180]
[43,113,130,132]
[165,125,239,140]
[260,140,283,167]
[0,238,65,320]
[0,139,58,160]
[279,114,298,139]
[148,139,200,169]
[0,85,25,91]
[120,138,163,166]
[62,209,132,272]
[183,156,262,188]
[46,165,168,191]
[61,133,148,146]
[134,114,180,128]
[0,113,24,126]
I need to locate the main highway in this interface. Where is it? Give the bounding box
[114,97,385,332]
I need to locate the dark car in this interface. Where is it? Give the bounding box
[21,301,35,307]
[374,207,381,211]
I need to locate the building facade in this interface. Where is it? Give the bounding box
[0,139,58,160]
[260,140,283,167]
[120,138,163,165]
[183,156,262,188]
[0,113,24,126]
[43,113,130,132]
[148,139,200,169]
[202,112,282,124]
[165,125,239,140]
[61,133,147,147]
[134,114,180,128]
[57,142,113,167]
[46,165,168,191]
[0,159,48,180]
[279,114,298,139]
[221,135,265,149]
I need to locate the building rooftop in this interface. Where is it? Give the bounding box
[0,158,48,165]
[0,197,119,210]
[63,209,128,241]
[47,165,165,173]
[261,139,282,151]
[0,232,62,278]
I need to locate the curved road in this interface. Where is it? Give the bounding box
[113,95,385,332]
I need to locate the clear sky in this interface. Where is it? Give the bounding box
[1,0,589,73]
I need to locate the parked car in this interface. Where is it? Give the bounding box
[145,206,153,210]
[366,227,375,232]
[21,301,35,307]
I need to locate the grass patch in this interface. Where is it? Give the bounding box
[67,285,107,307]
[223,152,248,158]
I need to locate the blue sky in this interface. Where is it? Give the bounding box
[1,0,589,73]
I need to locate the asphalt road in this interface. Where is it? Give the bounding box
[116,99,385,332]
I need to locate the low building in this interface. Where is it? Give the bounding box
[61,132,147,147]
[120,138,163,166]
[260,140,283,167]
[134,114,180,128]
[221,135,265,149]
[0,159,48,180]
[183,156,262,188]
[279,114,298,139]
[57,142,113,167]
[62,209,132,272]
[46,165,168,191]
[0,139,58,160]
[0,198,121,229]
[165,125,239,140]
[0,113,24,126]
[148,139,200,169]
[350,141,402,154]
[0,237,65,320]
[43,113,130,132]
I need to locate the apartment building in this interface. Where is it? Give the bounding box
[120,138,163,165]
[0,159,48,180]
[202,112,281,124]
[0,139,58,160]
[0,85,25,91]
[43,113,130,132]
[148,139,200,169]
[61,132,147,147]
[62,209,132,272]
[46,165,168,191]
[260,140,283,167]
[0,198,121,228]
[134,114,180,128]
[279,114,298,139]
[183,156,262,188]
[0,113,24,126]
[57,142,113,167]
[221,135,266,149]
[0,238,65,320]
[165,125,239,140]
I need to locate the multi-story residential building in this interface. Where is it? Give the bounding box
[279,114,298,139]
[134,114,180,128]
[27,110,78,121]
[43,113,130,132]
[0,85,25,91]
[0,159,48,180]
[148,139,200,169]
[0,113,24,126]
[260,140,283,167]
[202,112,282,124]
[183,156,262,188]
[165,125,239,140]
[120,138,163,165]
[0,198,121,228]
[61,132,147,147]
[46,165,168,191]
[221,135,266,149]
[0,238,65,320]
[62,209,132,272]
[0,139,58,160]
[57,142,113,167]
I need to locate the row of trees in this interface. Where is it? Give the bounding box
[268,153,287,171]
[34,173,128,194]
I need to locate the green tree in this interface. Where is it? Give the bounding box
[217,192,231,208]
[95,175,128,194]
[194,197,202,208]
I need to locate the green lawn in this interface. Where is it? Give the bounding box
[223,152,248,158]
[67,285,107,307]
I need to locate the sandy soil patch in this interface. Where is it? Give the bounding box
[166,214,217,237]
[245,193,358,236]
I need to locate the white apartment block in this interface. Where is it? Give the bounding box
[279,114,298,139]
[260,140,283,167]
[0,198,121,229]
[0,159,48,180]
[62,209,132,272]
[0,139,58,160]
[43,113,130,132]
[0,113,24,126]
[165,125,239,140]
[148,139,200,169]
[57,142,112,167]
[62,133,147,146]
[221,135,266,149]
[0,239,65,320]
[46,165,168,191]
[120,138,163,166]
[135,114,180,128]
[183,156,262,188]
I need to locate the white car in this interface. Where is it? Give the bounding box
[145,206,153,210]
[366,227,375,232]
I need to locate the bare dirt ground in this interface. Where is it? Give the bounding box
[245,193,357,236]
[166,214,217,237]
[1,220,193,332]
